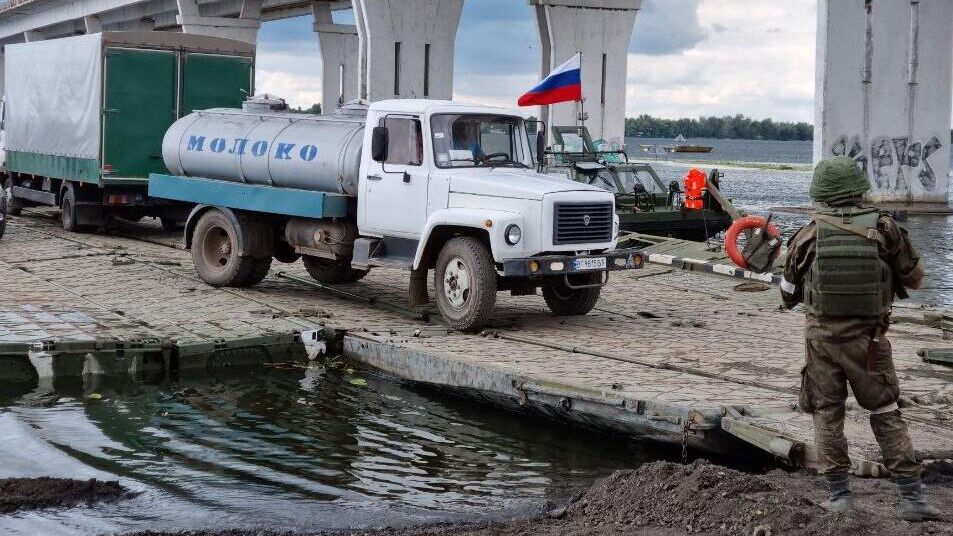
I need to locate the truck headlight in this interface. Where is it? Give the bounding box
[505,224,522,245]
[613,219,620,239]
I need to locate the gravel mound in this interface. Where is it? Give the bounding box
[0,477,126,513]
[554,460,952,536]
[923,461,953,486]
[121,460,953,536]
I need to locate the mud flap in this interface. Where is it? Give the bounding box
[409,268,430,306]
[75,200,107,227]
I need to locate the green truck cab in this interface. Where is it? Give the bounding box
[542,126,733,241]
[2,32,254,231]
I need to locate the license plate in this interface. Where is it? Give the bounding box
[573,257,607,271]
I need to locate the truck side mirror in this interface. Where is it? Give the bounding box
[371,126,389,162]
[536,130,545,166]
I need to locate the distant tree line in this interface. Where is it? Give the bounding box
[289,103,322,114]
[625,114,814,141]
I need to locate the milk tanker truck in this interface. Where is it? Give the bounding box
[149,95,644,330]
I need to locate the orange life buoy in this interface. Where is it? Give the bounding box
[725,216,781,269]
[683,168,707,210]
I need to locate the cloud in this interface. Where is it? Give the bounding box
[255,0,820,122]
[258,16,316,53]
[255,47,323,108]
[625,0,816,122]
[454,0,538,77]
[630,0,707,55]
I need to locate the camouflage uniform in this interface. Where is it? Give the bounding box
[782,214,925,478]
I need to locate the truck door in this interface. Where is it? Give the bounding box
[103,48,177,178]
[361,116,428,237]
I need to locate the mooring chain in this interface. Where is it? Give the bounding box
[681,420,690,463]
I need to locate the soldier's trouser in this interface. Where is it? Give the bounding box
[800,335,920,478]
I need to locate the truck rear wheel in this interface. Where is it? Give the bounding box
[542,274,602,316]
[3,179,21,217]
[434,236,497,332]
[60,185,89,233]
[302,255,368,284]
[191,210,266,287]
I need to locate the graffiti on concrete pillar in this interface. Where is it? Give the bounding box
[831,134,942,193]
[869,137,893,189]
[831,135,868,176]
[920,137,942,191]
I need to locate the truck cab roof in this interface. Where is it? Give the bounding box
[369,99,523,118]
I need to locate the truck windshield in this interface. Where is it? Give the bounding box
[431,114,530,168]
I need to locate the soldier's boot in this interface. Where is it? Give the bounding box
[896,476,941,522]
[821,474,854,513]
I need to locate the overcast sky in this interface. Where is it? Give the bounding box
[257,0,817,122]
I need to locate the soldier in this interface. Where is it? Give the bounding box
[781,156,939,521]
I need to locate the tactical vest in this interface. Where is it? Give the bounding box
[803,207,893,318]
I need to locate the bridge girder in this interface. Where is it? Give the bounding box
[0,0,350,46]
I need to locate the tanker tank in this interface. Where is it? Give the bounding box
[162,98,368,196]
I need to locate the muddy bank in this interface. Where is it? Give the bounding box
[123,460,953,536]
[0,477,126,513]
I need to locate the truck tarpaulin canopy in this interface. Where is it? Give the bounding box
[5,34,102,160]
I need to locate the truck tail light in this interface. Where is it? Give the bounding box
[102,164,113,174]
[107,194,134,205]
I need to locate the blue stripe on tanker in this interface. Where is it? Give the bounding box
[148,173,349,219]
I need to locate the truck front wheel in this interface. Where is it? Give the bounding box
[542,274,602,316]
[191,210,266,287]
[434,237,497,331]
[302,255,367,284]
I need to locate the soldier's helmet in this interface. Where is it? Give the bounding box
[809,156,870,204]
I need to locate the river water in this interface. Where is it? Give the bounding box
[630,137,953,307]
[0,367,665,535]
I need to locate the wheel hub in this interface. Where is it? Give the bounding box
[202,227,232,269]
[443,257,471,308]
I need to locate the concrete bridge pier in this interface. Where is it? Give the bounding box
[353,0,465,101]
[530,0,641,147]
[312,1,359,112]
[176,0,262,43]
[815,0,953,207]
[84,16,103,34]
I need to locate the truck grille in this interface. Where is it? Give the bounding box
[553,202,613,245]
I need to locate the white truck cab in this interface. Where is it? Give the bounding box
[352,100,641,328]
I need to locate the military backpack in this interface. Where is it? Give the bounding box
[803,207,893,318]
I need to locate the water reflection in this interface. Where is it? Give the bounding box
[0,365,662,534]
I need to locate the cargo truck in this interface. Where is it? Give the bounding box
[1,32,254,230]
[149,96,644,330]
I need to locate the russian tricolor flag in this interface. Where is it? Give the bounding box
[518,53,582,107]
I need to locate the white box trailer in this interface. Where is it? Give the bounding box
[2,31,255,231]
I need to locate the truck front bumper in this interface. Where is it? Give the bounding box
[501,248,644,278]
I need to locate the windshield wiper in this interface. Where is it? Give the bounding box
[485,160,530,169]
